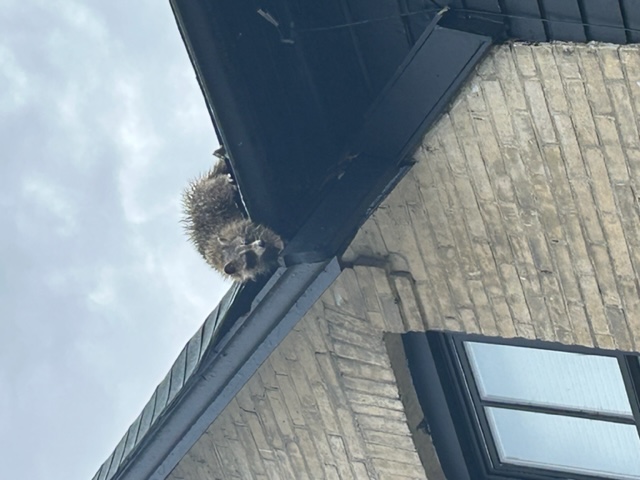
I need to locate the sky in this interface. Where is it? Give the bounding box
[0,1,231,479]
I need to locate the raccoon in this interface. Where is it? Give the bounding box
[204,219,284,282]
[182,159,284,282]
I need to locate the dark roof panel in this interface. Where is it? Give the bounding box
[92,464,103,480]
[346,0,412,92]
[167,346,187,405]
[121,413,141,460]
[404,0,438,43]
[443,0,638,43]
[582,0,627,43]
[621,0,640,43]
[105,433,128,480]
[184,326,202,380]
[501,0,546,42]
[200,304,221,356]
[136,390,156,441]
[541,0,587,42]
[97,453,113,480]
[151,371,172,424]
[465,0,501,12]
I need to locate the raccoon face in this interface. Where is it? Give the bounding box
[219,236,268,281]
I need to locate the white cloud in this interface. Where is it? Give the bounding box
[0,45,30,113]
[87,266,119,310]
[158,245,232,325]
[112,76,170,225]
[41,0,111,60]
[56,0,109,42]
[0,381,10,439]
[166,65,215,138]
[20,176,78,236]
[0,1,233,479]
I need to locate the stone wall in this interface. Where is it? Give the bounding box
[346,42,640,351]
[168,42,640,479]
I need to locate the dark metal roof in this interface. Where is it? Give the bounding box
[441,0,640,44]
[93,0,640,478]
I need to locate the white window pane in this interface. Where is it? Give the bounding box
[465,342,632,417]
[486,408,640,479]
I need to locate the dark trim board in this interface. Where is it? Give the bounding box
[282,23,493,265]
[402,332,473,480]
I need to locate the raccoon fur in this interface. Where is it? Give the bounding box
[204,219,284,282]
[182,159,284,282]
[182,161,242,257]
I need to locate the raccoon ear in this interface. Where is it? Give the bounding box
[224,262,237,275]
